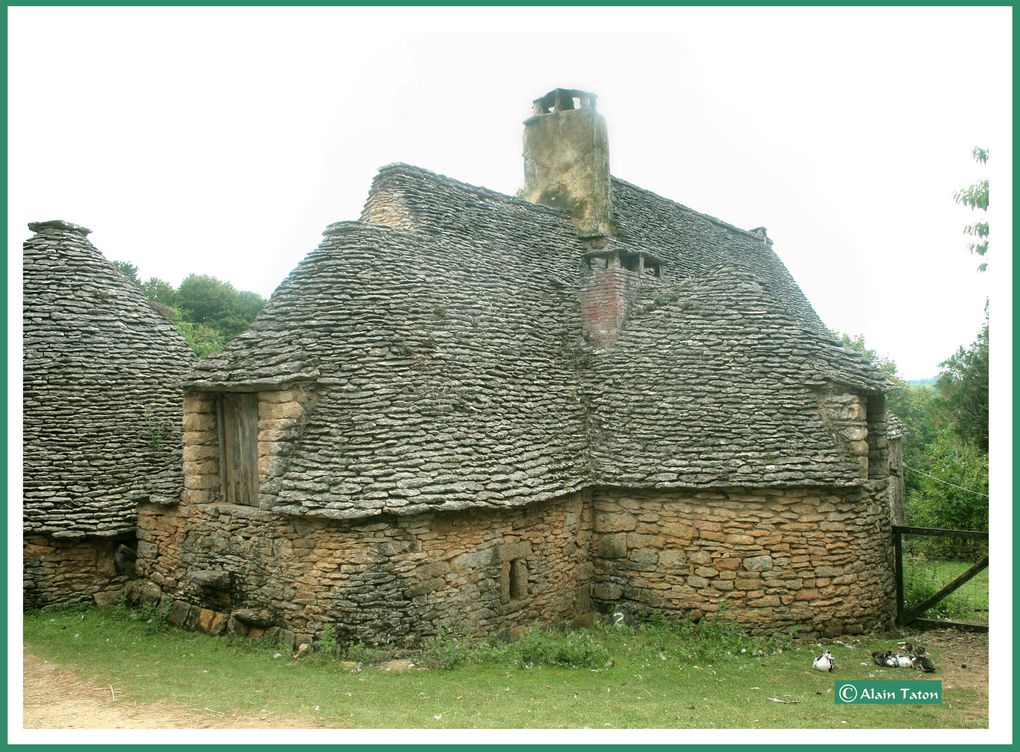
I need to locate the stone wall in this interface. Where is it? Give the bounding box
[139,388,894,644]
[134,490,594,647]
[24,535,133,609]
[589,483,896,637]
[818,391,871,477]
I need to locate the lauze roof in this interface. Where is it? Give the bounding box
[191,165,891,520]
[23,221,196,538]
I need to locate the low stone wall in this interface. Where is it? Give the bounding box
[589,482,896,637]
[24,535,132,609]
[134,479,895,644]
[134,490,593,647]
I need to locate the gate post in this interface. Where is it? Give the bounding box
[893,526,905,625]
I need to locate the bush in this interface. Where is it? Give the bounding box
[510,628,612,669]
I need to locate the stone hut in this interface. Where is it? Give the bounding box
[134,89,898,645]
[23,220,196,607]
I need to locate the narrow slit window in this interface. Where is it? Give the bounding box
[218,393,259,505]
[509,558,528,600]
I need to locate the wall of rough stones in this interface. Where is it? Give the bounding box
[589,482,896,637]
[134,490,594,647]
[133,388,894,644]
[24,536,132,609]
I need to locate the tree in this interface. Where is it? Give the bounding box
[832,331,900,382]
[935,318,989,452]
[954,146,989,272]
[886,382,940,500]
[112,260,141,286]
[177,274,265,341]
[909,428,988,533]
[110,262,265,356]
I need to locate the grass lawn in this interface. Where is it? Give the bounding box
[23,606,985,729]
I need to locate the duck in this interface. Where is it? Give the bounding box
[812,649,836,672]
[872,650,897,667]
[895,643,915,668]
[911,646,936,673]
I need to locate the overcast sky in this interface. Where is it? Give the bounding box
[8,7,1012,380]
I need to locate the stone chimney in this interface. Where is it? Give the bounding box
[522,88,613,237]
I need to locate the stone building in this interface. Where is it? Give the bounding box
[23,221,196,607]
[133,89,898,644]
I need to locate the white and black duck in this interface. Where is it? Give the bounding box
[812,649,836,672]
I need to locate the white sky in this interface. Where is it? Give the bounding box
[7,7,1012,381]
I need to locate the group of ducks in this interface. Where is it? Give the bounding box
[810,643,936,673]
[872,643,937,673]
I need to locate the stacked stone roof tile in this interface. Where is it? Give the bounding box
[23,221,196,538]
[190,165,892,521]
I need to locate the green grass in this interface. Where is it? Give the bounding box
[23,606,985,729]
[903,558,989,624]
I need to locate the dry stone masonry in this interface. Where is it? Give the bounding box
[28,89,900,641]
[126,89,899,645]
[22,220,195,607]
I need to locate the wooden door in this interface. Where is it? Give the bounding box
[220,393,259,505]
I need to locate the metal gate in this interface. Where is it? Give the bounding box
[893,525,989,631]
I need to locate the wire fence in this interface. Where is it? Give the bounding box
[896,527,988,627]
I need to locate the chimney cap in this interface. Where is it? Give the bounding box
[532,88,598,116]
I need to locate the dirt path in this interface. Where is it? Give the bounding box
[22,654,320,729]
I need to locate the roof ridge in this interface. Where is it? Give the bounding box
[610,177,765,243]
[372,162,564,215]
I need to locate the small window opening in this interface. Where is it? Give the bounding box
[509,558,528,600]
[500,557,529,603]
[622,254,641,273]
[645,262,661,278]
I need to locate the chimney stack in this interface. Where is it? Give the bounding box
[522,89,613,237]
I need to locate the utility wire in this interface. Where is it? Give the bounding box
[902,462,989,498]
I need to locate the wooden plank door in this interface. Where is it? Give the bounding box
[221,393,259,505]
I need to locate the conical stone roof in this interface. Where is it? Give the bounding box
[23,220,197,538]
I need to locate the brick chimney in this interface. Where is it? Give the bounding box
[522,88,613,238]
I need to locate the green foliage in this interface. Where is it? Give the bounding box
[340,639,396,665]
[907,428,988,532]
[143,405,169,450]
[954,147,989,271]
[169,307,227,358]
[112,260,142,286]
[177,274,265,341]
[832,332,901,381]
[417,617,791,672]
[135,601,173,635]
[142,277,178,307]
[935,320,989,451]
[902,558,988,623]
[510,627,612,669]
[110,262,266,356]
[886,383,940,499]
[317,625,338,657]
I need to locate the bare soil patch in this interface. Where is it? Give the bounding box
[22,653,322,729]
[919,629,989,701]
